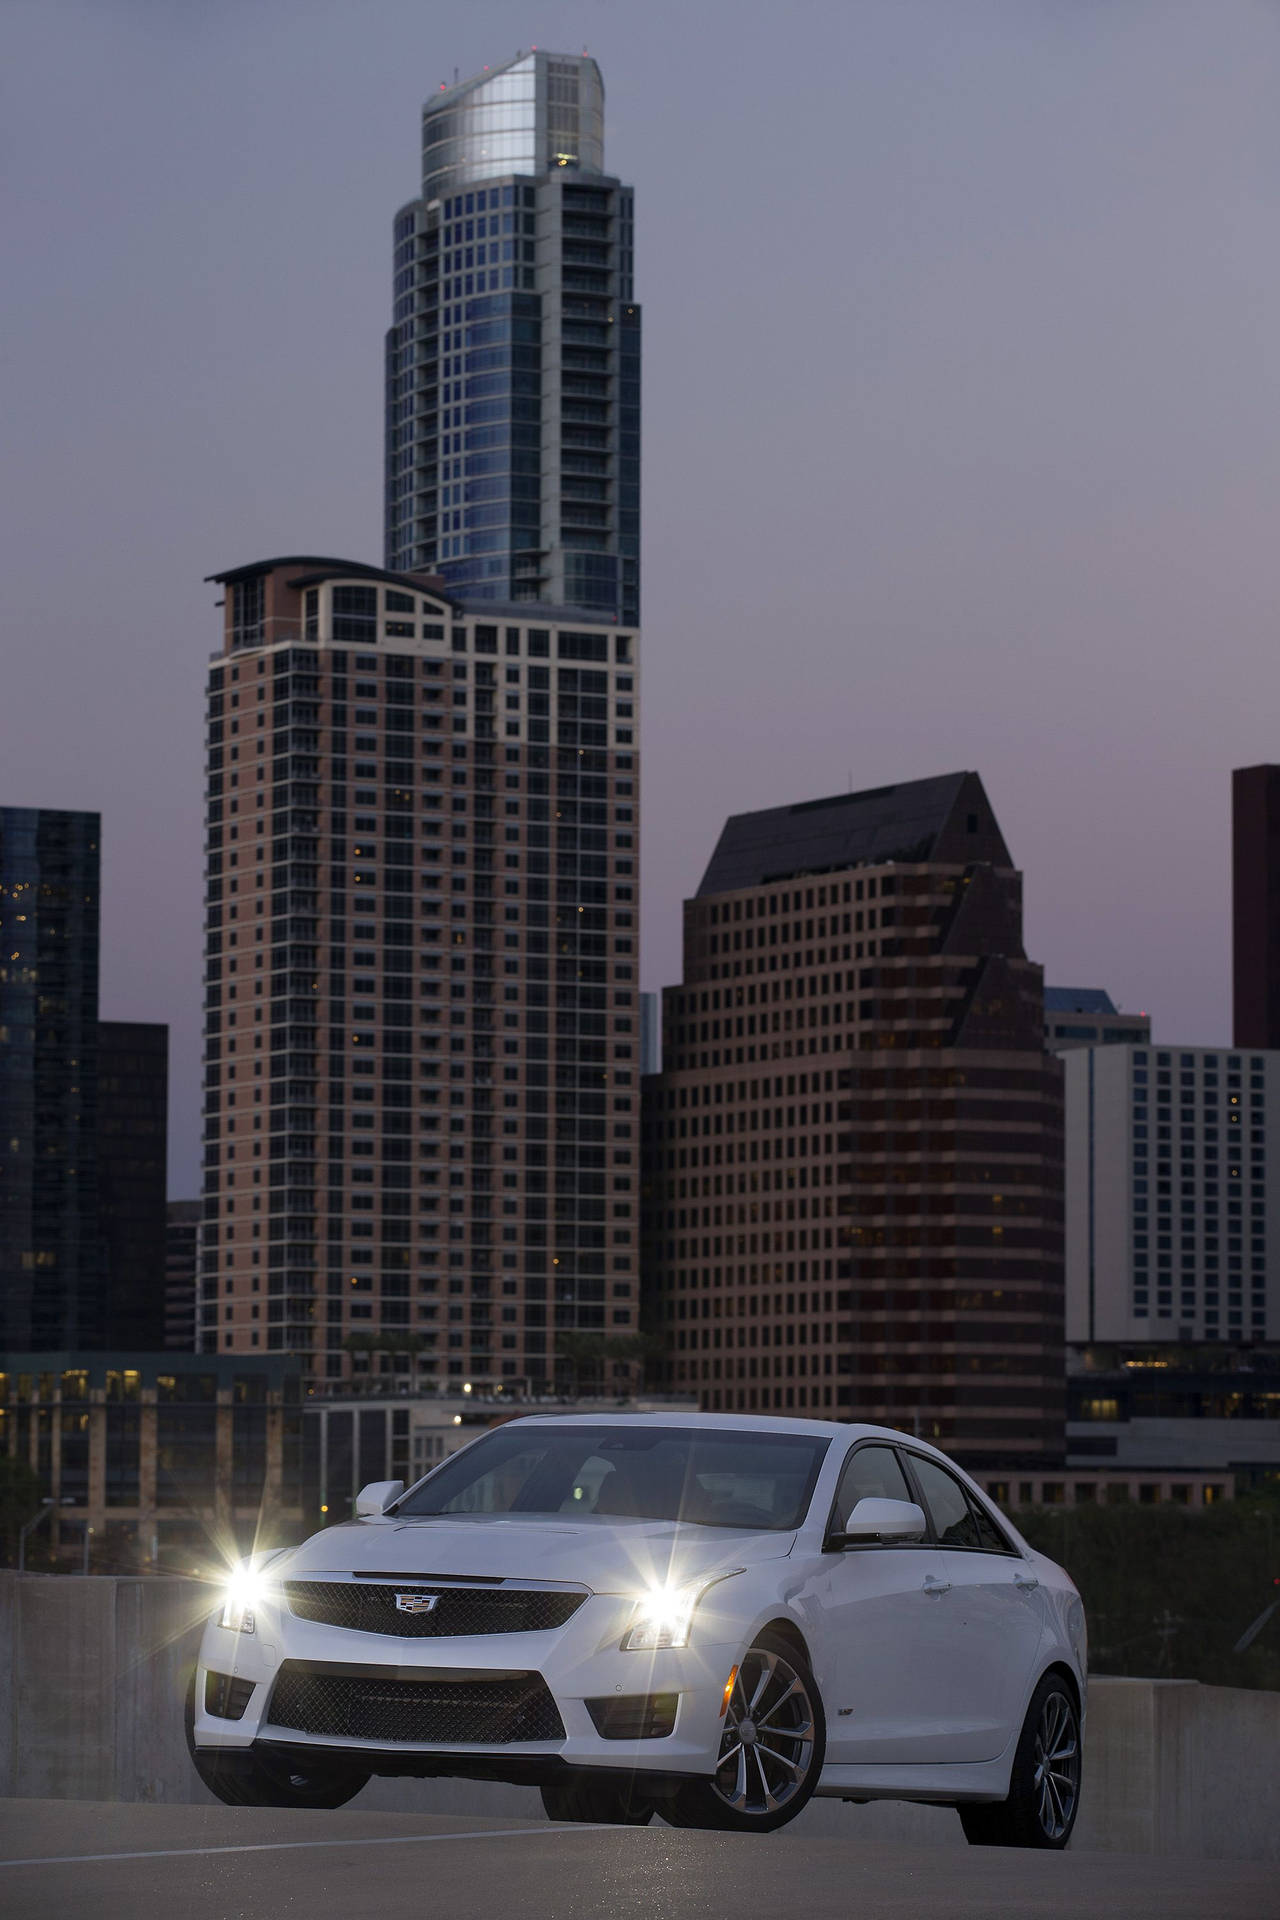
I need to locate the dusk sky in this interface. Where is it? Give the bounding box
[6,0,1280,1196]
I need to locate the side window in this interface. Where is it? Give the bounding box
[965,1496,1013,1554]
[908,1457,985,1549]
[832,1444,913,1532]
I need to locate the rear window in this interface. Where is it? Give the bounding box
[396,1425,830,1531]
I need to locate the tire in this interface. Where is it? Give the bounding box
[663,1629,825,1834]
[185,1671,370,1810]
[540,1778,656,1825]
[959,1673,1081,1850]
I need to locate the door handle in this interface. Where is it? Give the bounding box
[922,1576,951,1596]
[1014,1574,1040,1592]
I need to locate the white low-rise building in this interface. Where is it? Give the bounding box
[1063,1043,1278,1344]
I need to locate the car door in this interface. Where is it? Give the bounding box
[814,1442,964,1766]
[899,1452,1048,1763]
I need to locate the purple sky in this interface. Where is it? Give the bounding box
[5,0,1280,1197]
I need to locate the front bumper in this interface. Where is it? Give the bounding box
[192,1592,742,1782]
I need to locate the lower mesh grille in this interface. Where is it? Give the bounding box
[266,1661,565,1746]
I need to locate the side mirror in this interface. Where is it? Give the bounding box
[355,1479,405,1517]
[830,1497,927,1548]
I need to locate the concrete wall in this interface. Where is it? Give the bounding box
[0,1573,202,1803]
[1,1573,1276,1859]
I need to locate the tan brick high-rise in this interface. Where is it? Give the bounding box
[200,557,639,1387]
[642,773,1065,1470]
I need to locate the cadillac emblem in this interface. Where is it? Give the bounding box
[394,1591,441,1614]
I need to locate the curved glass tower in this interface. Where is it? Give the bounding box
[421,52,604,201]
[384,52,639,626]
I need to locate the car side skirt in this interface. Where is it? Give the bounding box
[814,1750,1015,1806]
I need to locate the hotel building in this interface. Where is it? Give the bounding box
[198,558,639,1386]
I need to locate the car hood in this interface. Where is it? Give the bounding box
[274,1516,797,1595]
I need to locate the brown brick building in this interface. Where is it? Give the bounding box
[200,558,639,1387]
[642,772,1065,1470]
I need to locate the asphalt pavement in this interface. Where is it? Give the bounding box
[0,1799,1274,1920]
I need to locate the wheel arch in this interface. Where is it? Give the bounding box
[755,1614,814,1671]
[1039,1659,1083,1717]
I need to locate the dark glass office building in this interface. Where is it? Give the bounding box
[384,51,640,626]
[0,807,102,1350]
[1233,765,1280,1050]
[97,1020,169,1350]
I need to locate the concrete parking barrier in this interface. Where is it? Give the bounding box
[0,1572,1275,1859]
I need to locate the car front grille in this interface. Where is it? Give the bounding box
[283,1581,586,1639]
[266,1661,566,1746]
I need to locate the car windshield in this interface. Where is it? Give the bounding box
[395,1425,830,1531]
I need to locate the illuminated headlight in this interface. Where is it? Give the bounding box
[620,1570,743,1652]
[218,1561,268,1634]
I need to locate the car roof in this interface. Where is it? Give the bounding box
[496,1411,944,1452]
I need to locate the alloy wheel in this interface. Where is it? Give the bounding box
[1032,1691,1080,1842]
[711,1644,816,1819]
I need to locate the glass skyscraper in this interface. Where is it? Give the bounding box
[384,51,639,626]
[0,807,102,1349]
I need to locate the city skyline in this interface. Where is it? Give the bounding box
[6,1,1280,1194]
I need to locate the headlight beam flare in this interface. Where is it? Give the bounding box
[620,1569,745,1652]
[219,1561,271,1634]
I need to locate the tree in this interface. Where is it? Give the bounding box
[340,1332,379,1392]
[555,1331,665,1396]
[1013,1496,1280,1692]
[0,1454,45,1566]
[341,1330,437,1394]
[555,1331,609,1394]
[604,1332,665,1390]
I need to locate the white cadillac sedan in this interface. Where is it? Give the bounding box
[187,1413,1086,1847]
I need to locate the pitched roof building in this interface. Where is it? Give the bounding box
[642,773,1065,1470]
